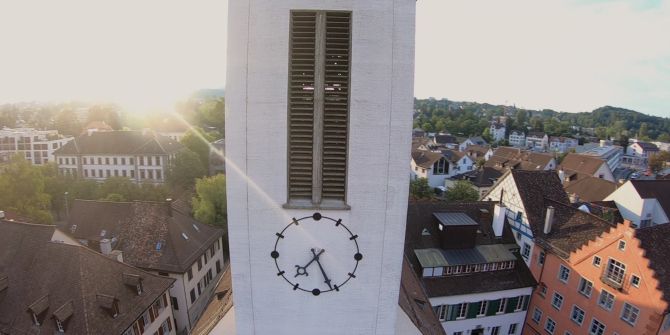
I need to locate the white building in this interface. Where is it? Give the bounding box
[459,136,488,152]
[548,136,578,153]
[67,199,226,334]
[604,180,670,228]
[490,122,506,142]
[508,131,526,147]
[0,127,73,165]
[524,132,548,151]
[624,140,660,167]
[405,202,535,335]
[558,153,615,183]
[580,143,624,172]
[225,0,418,334]
[411,149,475,188]
[54,130,182,183]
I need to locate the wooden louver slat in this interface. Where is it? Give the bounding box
[288,11,316,199]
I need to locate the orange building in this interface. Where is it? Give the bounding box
[524,219,670,335]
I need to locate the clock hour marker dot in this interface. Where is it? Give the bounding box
[312,212,322,220]
[354,253,363,261]
[271,251,279,259]
[312,288,321,296]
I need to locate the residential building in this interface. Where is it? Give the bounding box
[0,219,176,335]
[563,176,618,203]
[548,136,578,154]
[0,127,73,165]
[627,140,660,159]
[405,201,537,335]
[581,143,624,172]
[652,141,670,152]
[525,132,548,151]
[604,180,670,228]
[67,199,226,333]
[462,145,493,162]
[411,149,475,188]
[459,136,488,152]
[509,131,526,147]
[490,122,507,142]
[524,219,670,335]
[413,128,427,138]
[485,147,556,172]
[558,153,615,183]
[433,133,460,149]
[446,167,503,199]
[224,0,420,333]
[54,130,182,183]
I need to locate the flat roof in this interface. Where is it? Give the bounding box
[433,212,479,227]
[415,244,517,268]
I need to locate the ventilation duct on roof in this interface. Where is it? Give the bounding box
[544,206,555,235]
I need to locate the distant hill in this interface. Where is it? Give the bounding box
[191,88,225,100]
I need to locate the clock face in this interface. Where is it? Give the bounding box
[271,212,362,296]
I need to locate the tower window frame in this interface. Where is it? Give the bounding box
[284,10,352,210]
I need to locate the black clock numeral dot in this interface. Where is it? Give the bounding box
[271,251,279,259]
[275,232,284,239]
[293,283,300,290]
[349,235,358,240]
[334,285,340,292]
[335,219,342,226]
[348,272,356,278]
[277,271,285,276]
[354,253,363,261]
[312,288,321,296]
[312,212,322,221]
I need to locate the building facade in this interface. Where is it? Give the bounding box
[604,180,670,228]
[581,144,624,172]
[0,127,73,165]
[225,1,417,333]
[509,131,526,147]
[548,137,578,154]
[525,133,548,151]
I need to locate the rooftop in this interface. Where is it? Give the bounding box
[54,130,183,156]
[559,153,607,176]
[630,180,670,220]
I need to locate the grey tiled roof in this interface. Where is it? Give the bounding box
[54,130,182,156]
[0,220,174,335]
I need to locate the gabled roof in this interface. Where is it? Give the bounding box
[398,257,446,335]
[506,170,569,231]
[527,132,546,138]
[440,149,465,163]
[630,180,670,219]
[485,147,554,171]
[463,144,491,158]
[559,153,606,176]
[464,136,487,146]
[636,224,670,309]
[412,150,443,169]
[0,220,173,334]
[433,134,458,145]
[68,199,224,273]
[564,177,618,202]
[449,167,503,188]
[634,141,660,151]
[54,130,182,156]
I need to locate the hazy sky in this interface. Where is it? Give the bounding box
[0,0,668,117]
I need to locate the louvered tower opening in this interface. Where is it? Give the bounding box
[322,12,351,201]
[288,12,316,199]
[287,10,350,206]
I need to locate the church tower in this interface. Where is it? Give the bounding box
[225,1,416,334]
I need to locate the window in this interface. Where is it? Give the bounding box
[593,256,601,267]
[589,318,606,335]
[640,219,652,227]
[558,265,570,283]
[631,274,640,288]
[433,158,447,175]
[604,258,626,287]
[532,308,542,323]
[455,303,467,319]
[491,326,500,335]
[477,301,488,316]
[287,10,351,205]
[497,298,506,314]
[156,170,162,179]
[508,323,518,334]
[538,251,546,266]
[106,157,110,164]
[522,243,531,259]
[618,240,626,251]
[121,157,126,165]
[578,277,593,297]
[597,290,615,310]
[545,318,556,334]
[56,319,64,332]
[198,257,203,270]
[171,296,179,310]
[187,269,193,281]
[620,303,640,325]
[113,157,118,165]
[539,284,547,297]
[551,292,564,310]
[435,305,447,321]
[571,305,585,325]
[515,295,526,311]
[190,289,196,304]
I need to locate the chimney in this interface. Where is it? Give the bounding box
[600,140,606,147]
[492,204,506,237]
[543,206,555,234]
[100,238,112,255]
[166,198,173,217]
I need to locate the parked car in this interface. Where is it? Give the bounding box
[630,172,640,179]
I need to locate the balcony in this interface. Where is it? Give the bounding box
[600,271,625,291]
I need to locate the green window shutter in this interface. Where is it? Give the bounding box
[522,295,530,310]
[487,299,500,316]
[467,302,479,319]
[506,297,519,314]
[447,305,457,321]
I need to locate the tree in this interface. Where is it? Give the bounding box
[192,174,227,227]
[167,149,207,190]
[103,193,126,202]
[54,108,81,136]
[516,110,527,127]
[444,181,479,202]
[196,98,226,137]
[181,129,214,172]
[649,151,670,173]
[475,158,486,170]
[0,155,52,224]
[658,133,670,143]
[639,122,649,139]
[481,127,492,143]
[87,104,122,129]
[409,178,432,199]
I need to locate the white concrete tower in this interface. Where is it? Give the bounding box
[225,1,416,334]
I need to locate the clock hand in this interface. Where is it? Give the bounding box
[294,249,325,277]
[312,249,333,290]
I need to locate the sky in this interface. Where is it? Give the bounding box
[0,0,668,117]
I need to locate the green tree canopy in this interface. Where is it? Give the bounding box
[192,174,227,228]
[181,129,214,172]
[445,181,479,202]
[409,178,432,199]
[649,151,670,173]
[167,149,207,190]
[0,155,52,223]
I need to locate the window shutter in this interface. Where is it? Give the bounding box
[321,12,350,200]
[486,299,500,316]
[506,297,519,314]
[288,11,317,199]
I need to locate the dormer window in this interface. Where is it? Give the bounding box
[27,295,49,326]
[122,273,143,296]
[136,283,143,295]
[56,319,64,332]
